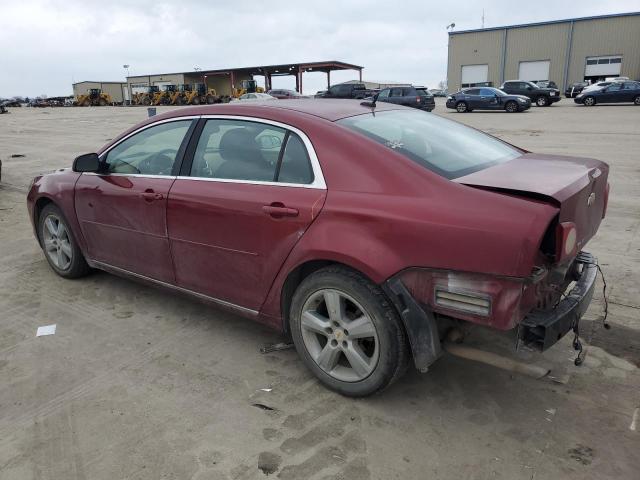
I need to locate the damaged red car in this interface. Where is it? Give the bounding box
[27,99,609,396]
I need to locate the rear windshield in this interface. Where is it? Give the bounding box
[337,110,521,179]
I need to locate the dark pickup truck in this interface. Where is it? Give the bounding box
[316,83,379,99]
[500,80,561,106]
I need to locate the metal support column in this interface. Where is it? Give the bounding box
[562,21,575,91]
[327,70,331,89]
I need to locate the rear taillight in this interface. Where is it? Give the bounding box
[603,182,610,219]
[555,222,577,263]
[416,96,421,103]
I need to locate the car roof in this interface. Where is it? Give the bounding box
[150,99,403,122]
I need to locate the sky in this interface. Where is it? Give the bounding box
[1,0,639,98]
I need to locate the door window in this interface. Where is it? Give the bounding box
[606,83,623,92]
[377,89,390,99]
[390,88,403,97]
[479,88,495,96]
[277,134,314,184]
[464,89,480,95]
[105,120,192,175]
[190,119,285,181]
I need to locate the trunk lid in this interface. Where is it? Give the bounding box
[455,153,609,254]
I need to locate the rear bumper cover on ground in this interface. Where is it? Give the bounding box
[519,252,597,351]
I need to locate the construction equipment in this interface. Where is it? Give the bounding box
[132,86,159,106]
[76,89,112,106]
[233,79,265,98]
[183,84,220,105]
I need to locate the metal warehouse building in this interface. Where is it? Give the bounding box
[447,12,640,92]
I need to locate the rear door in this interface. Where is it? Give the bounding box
[75,118,195,282]
[166,117,327,311]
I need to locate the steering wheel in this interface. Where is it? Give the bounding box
[139,149,178,175]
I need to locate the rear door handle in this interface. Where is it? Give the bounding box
[140,191,164,201]
[262,203,299,218]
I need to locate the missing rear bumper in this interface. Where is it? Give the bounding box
[519,252,597,351]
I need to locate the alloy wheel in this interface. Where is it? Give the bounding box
[506,102,517,112]
[300,289,379,382]
[42,214,73,270]
[584,97,595,106]
[456,102,467,113]
[634,96,640,105]
[536,97,547,106]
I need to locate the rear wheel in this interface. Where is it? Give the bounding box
[290,266,409,397]
[38,204,90,279]
[535,96,548,107]
[206,95,215,104]
[633,95,640,106]
[142,97,151,106]
[192,96,200,105]
[583,96,596,106]
[505,101,518,113]
[455,101,468,113]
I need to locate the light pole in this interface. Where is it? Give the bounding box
[446,24,455,93]
[123,64,131,105]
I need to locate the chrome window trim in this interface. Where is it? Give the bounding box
[89,114,327,189]
[190,114,326,190]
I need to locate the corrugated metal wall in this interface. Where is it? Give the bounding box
[504,23,569,85]
[568,15,640,84]
[448,13,640,92]
[447,30,503,91]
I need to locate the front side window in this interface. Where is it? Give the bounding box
[390,88,403,97]
[338,110,521,179]
[377,89,390,99]
[606,83,623,92]
[106,120,192,175]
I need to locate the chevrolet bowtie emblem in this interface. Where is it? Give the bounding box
[587,192,596,206]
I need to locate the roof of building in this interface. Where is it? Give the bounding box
[127,61,363,80]
[73,81,126,85]
[449,11,640,35]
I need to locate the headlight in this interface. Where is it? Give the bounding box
[447,96,453,100]
[517,98,526,103]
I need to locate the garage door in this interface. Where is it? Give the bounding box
[585,56,622,77]
[461,64,488,87]
[518,61,550,82]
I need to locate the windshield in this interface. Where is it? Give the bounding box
[527,82,540,89]
[338,110,521,179]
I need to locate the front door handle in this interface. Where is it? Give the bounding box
[262,203,299,218]
[140,190,164,201]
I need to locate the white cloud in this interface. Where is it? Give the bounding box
[0,0,638,97]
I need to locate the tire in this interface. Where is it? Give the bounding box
[634,95,640,106]
[99,98,107,106]
[535,96,548,107]
[505,101,518,113]
[175,96,184,106]
[289,266,410,397]
[206,95,215,104]
[192,97,200,105]
[142,97,151,106]
[38,204,90,279]
[583,96,596,107]
[455,101,468,113]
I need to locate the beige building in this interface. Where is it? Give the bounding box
[72,81,128,104]
[447,12,640,91]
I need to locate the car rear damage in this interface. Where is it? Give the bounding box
[382,153,609,372]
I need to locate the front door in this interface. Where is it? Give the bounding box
[478,88,500,109]
[75,119,194,282]
[167,118,327,311]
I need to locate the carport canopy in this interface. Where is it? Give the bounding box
[199,61,363,94]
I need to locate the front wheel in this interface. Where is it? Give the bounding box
[535,96,548,107]
[38,204,90,278]
[634,95,640,106]
[583,96,596,106]
[505,101,518,113]
[290,266,409,397]
[455,101,468,113]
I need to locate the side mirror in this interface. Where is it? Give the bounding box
[72,153,101,173]
[527,86,532,90]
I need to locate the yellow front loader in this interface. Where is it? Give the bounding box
[232,79,264,98]
[76,89,112,106]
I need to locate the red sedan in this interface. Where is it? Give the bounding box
[27,100,609,396]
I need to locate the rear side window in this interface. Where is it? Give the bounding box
[390,88,403,97]
[464,89,480,95]
[416,88,431,97]
[190,119,284,181]
[338,110,521,180]
[277,134,314,184]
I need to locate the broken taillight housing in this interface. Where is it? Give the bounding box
[555,221,577,263]
[397,268,526,329]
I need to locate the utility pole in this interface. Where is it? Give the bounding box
[482,9,485,28]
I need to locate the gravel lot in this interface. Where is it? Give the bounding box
[1,99,638,480]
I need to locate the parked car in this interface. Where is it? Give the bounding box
[316,82,378,99]
[232,93,277,102]
[27,100,609,397]
[565,82,589,98]
[534,80,558,89]
[267,89,308,99]
[500,80,561,106]
[446,87,531,112]
[429,89,448,97]
[375,86,436,111]
[574,81,640,106]
[580,78,628,94]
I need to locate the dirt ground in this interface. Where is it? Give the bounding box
[0,100,638,480]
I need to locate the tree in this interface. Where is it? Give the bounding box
[438,80,448,91]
